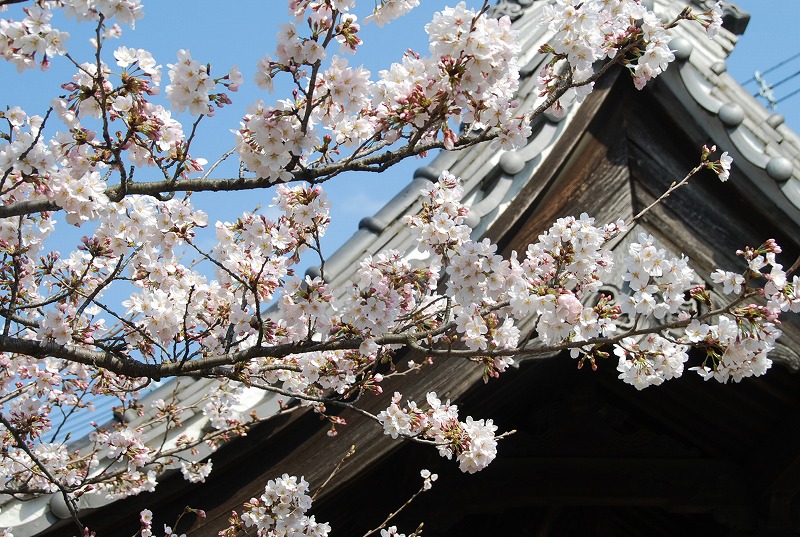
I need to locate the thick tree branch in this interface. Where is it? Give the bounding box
[0,134,474,219]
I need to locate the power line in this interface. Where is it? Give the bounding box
[752,68,800,109]
[777,85,800,105]
[770,68,800,90]
[742,50,800,86]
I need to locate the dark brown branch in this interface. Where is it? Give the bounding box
[0,131,489,219]
[0,333,325,379]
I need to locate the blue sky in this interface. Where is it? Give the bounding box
[1,0,798,256]
[725,1,800,127]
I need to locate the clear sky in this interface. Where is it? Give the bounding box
[1,0,798,256]
[725,1,800,128]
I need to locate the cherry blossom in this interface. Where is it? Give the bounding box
[227,474,331,537]
[0,1,793,536]
[378,391,498,473]
[698,1,724,38]
[365,0,421,27]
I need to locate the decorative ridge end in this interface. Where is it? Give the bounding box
[488,0,537,21]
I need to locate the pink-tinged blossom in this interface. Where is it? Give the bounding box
[62,0,143,28]
[236,474,330,536]
[180,460,213,483]
[365,0,420,27]
[139,509,153,537]
[378,392,498,472]
[226,65,243,91]
[166,49,215,115]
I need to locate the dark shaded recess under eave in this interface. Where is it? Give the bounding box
[311,352,800,537]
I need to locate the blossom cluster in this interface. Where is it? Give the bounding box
[376,2,529,149]
[405,175,622,367]
[538,0,682,116]
[365,0,421,27]
[239,0,529,184]
[2,51,202,231]
[341,249,438,340]
[230,474,331,537]
[379,392,498,474]
[0,438,88,494]
[612,236,799,389]
[61,0,143,27]
[620,233,697,320]
[180,459,213,483]
[687,240,799,383]
[615,334,690,389]
[399,171,793,397]
[0,0,144,71]
[166,49,237,116]
[0,352,101,495]
[404,170,470,252]
[0,5,68,71]
[704,144,733,182]
[91,428,152,470]
[513,214,621,347]
[697,1,724,39]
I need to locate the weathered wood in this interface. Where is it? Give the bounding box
[486,68,626,251]
[308,349,800,536]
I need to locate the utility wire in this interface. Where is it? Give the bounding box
[753,68,800,109]
[777,85,800,105]
[769,68,800,90]
[742,50,800,86]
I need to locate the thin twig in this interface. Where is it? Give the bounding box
[312,444,356,501]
